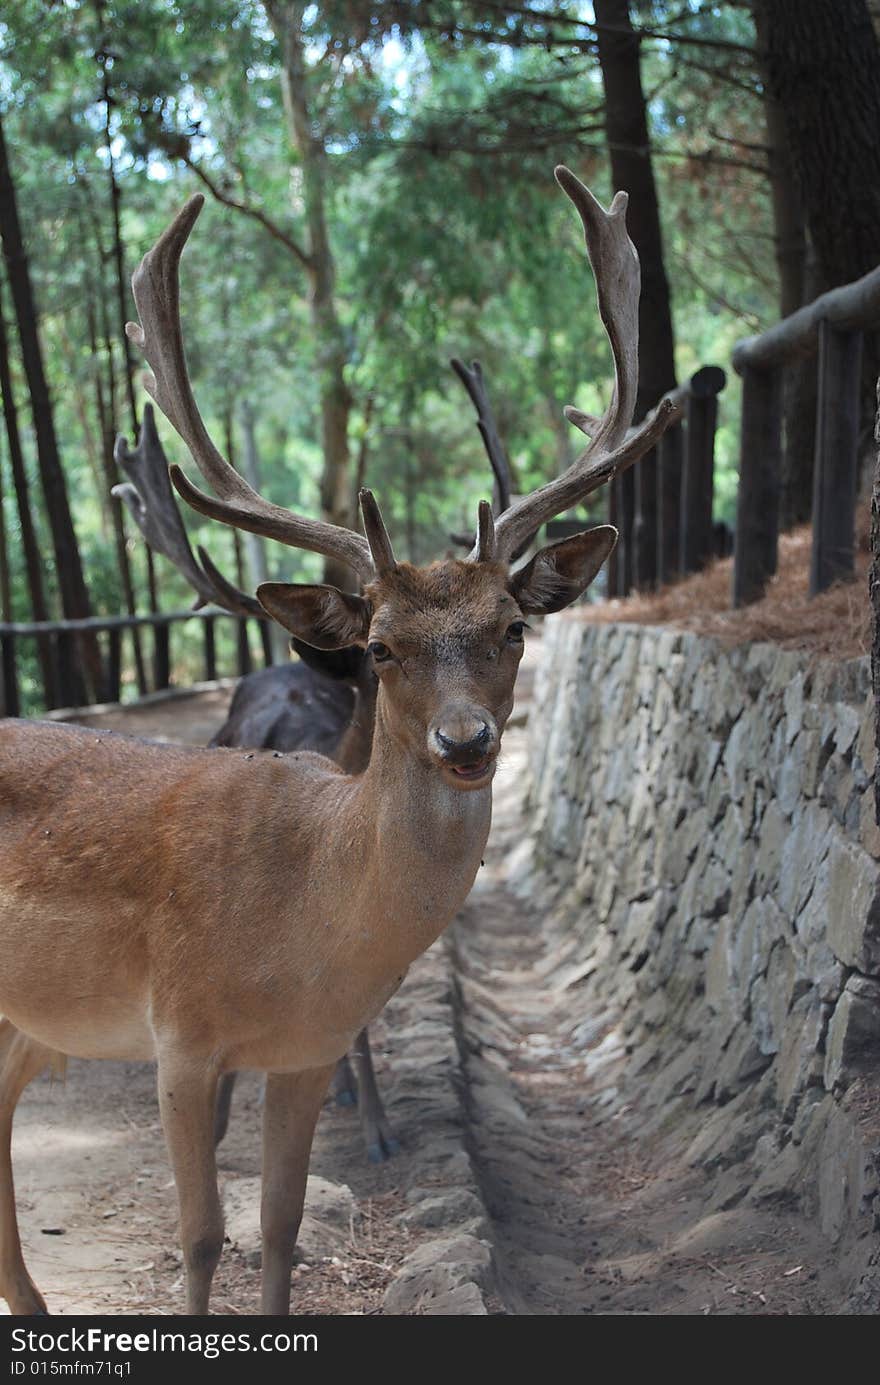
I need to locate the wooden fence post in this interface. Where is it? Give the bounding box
[203,616,217,683]
[105,628,122,704]
[153,622,170,690]
[733,364,783,607]
[54,631,81,708]
[633,448,659,589]
[810,321,862,595]
[616,467,635,596]
[606,477,620,598]
[681,385,721,576]
[1,632,18,717]
[657,422,683,586]
[258,619,274,668]
[236,619,252,679]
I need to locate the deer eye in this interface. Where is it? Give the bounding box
[506,621,528,643]
[368,640,393,663]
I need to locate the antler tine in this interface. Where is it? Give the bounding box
[488,166,675,564]
[475,500,495,562]
[554,167,639,458]
[195,545,263,618]
[450,358,512,515]
[113,404,262,618]
[358,489,396,576]
[126,196,375,581]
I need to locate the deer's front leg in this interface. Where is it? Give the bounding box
[157,1052,223,1315]
[261,1064,334,1315]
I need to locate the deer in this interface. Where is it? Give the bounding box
[0,165,674,1316]
[116,409,390,1156]
[115,358,523,1164]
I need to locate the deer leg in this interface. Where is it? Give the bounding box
[156,1052,223,1315]
[0,1019,56,1315]
[260,1064,334,1316]
[350,1028,399,1163]
[331,1054,357,1107]
[213,1071,236,1147]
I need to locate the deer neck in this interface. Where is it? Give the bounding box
[350,689,492,945]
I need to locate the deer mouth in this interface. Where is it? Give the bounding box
[443,755,495,788]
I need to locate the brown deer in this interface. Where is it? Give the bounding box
[0,166,674,1316]
[115,410,389,1154]
[116,360,518,1163]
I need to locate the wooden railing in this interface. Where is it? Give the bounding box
[732,263,880,606]
[610,364,727,595]
[0,608,275,718]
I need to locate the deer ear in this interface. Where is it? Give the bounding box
[509,526,618,615]
[256,583,372,650]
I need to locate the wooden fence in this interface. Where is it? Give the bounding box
[609,364,727,596]
[732,263,880,606]
[5,275,875,720]
[0,608,275,719]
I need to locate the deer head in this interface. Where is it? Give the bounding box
[126,168,675,789]
[257,520,615,789]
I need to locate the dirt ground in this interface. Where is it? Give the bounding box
[2,651,845,1315]
[448,715,838,1317]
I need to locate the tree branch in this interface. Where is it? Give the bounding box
[176,152,313,273]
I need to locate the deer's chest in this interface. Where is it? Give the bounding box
[219,960,407,1072]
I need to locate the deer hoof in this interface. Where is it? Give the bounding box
[366,1133,400,1164]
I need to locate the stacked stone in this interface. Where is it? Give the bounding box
[524,618,880,1299]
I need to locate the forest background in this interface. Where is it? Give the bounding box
[2,1,879,705]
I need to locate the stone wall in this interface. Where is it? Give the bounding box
[523,618,880,1307]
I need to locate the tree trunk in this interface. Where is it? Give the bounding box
[0,113,103,696]
[0,278,55,701]
[92,8,157,680]
[352,392,374,513]
[757,0,880,292]
[104,96,162,622]
[594,0,677,590]
[756,0,880,468]
[267,1,355,591]
[754,13,815,530]
[86,291,149,695]
[0,432,11,623]
[239,400,289,663]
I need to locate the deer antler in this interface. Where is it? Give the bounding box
[113,405,263,617]
[486,166,676,564]
[125,196,383,581]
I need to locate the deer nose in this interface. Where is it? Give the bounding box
[436,724,490,754]
[430,710,496,765]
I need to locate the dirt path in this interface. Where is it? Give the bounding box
[452,728,835,1315]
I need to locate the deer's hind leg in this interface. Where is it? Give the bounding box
[0,1017,59,1315]
[351,1029,399,1163]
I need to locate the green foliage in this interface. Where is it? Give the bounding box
[0,0,780,712]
